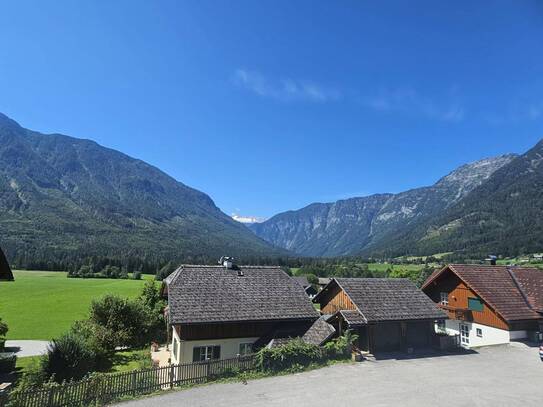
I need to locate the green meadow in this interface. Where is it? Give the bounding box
[0,270,153,340]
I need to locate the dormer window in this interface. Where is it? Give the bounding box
[440,292,449,306]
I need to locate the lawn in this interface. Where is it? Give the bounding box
[0,270,153,340]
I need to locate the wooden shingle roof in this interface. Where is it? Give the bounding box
[166,265,319,325]
[334,278,446,323]
[423,264,543,322]
[302,316,336,346]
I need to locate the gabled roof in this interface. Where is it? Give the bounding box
[165,265,319,325]
[422,264,543,321]
[317,278,446,323]
[302,316,336,346]
[292,276,310,288]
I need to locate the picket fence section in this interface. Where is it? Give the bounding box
[3,354,257,407]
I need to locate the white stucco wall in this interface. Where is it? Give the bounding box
[438,320,513,348]
[170,329,258,364]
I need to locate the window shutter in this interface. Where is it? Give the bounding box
[192,347,200,362]
[213,345,221,360]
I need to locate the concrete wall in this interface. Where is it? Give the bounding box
[171,328,258,364]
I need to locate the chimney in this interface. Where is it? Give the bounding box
[486,255,497,266]
[219,256,234,269]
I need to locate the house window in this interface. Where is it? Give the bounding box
[440,292,449,305]
[476,328,483,337]
[192,345,221,362]
[239,342,253,356]
[468,297,484,312]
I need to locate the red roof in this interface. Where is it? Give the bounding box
[423,264,543,322]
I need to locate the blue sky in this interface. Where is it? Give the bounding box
[1,1,542,219]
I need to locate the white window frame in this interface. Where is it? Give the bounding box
[460,324,470,345]
[440,292,449,306]
[239,342,253,356]
[476,328,483,338]
[194,345,220,362]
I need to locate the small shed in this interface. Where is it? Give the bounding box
[0,246,14,281]
[314,278,446,353]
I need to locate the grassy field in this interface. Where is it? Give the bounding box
[0,270,153,340]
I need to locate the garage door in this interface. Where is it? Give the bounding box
[373,322,401,351]
[406,321,430,348]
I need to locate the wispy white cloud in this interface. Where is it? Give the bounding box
[364,87,465,122]
[233,69,341,103]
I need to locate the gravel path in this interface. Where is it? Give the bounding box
[4,340,50,357]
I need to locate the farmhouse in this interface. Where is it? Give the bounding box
[0,246,13,281]
[313,278,446,353]
[162,262,319,364]
[422,264,543,348]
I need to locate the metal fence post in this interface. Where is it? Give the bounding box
[170,364,175,389]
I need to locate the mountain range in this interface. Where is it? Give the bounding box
[0,112,284,267]
[249,142,543,259]
[1,111,541,266]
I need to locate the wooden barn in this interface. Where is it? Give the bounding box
[423,264,543,348]
[313,278,446,353]
[0,246,14,281]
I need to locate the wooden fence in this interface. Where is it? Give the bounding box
[2,354,257,407]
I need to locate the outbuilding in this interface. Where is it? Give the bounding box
[313,278,446,353]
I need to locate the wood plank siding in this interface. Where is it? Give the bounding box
[318,282,357,314]
[425,271,509,330]
[175,320,313,341]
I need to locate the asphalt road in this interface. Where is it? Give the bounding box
[120,343,543,407]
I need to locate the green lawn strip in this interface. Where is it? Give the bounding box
[0,271,152,340]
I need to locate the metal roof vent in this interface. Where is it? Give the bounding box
[237,270,244,277]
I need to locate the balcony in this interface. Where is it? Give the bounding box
[438,304,473,321]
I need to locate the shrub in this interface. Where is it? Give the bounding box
[42,332,97,383]
[88,295,150,350]
[0,317,8,351]
[0,352,16,373]
[256,338,323,372]
[323,330,358,359]
[132,270,142,280]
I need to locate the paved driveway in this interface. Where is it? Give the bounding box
[120,343,543,407]
[4,340,49,357]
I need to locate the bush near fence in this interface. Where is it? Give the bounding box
[3,332,356,407]
[2,355,257,407]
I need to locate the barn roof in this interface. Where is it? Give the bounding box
[0,246,13,281]
[302,316,336,346]
[422,264,543,321]
[292,276,310,288]
[165,265,319,325]
[316,278,446,324]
